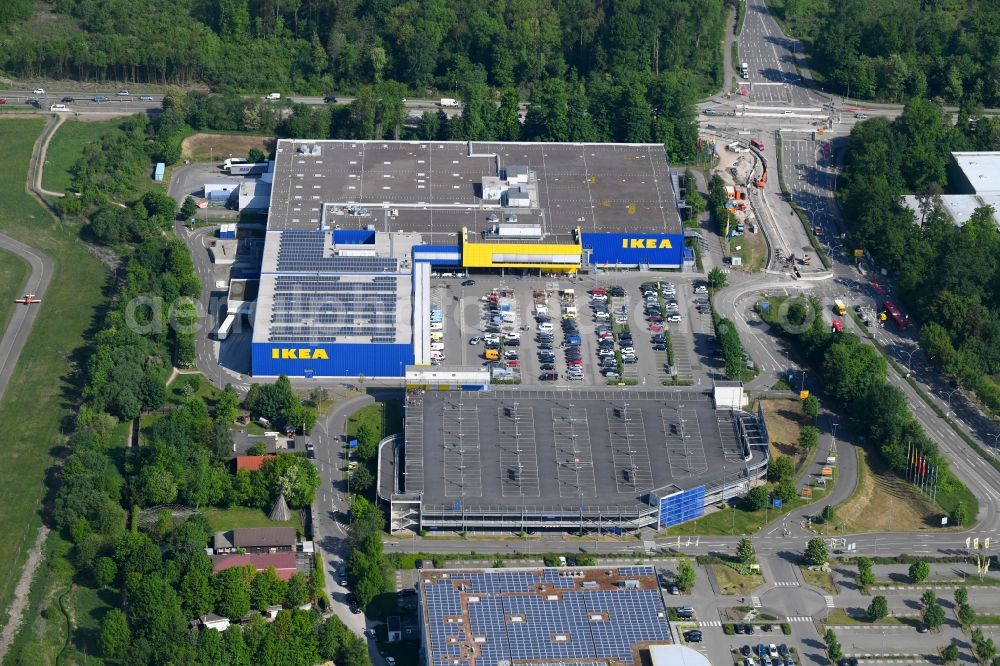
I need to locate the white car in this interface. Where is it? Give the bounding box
[537,322,554,332]
[469,337,482,345]
[667,314,682,323]
[32,88,44,94]
[386,658,396,666]
[768,645,779,658]
[430,322,443,331]
[117,89,129,96]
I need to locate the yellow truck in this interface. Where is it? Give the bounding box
[834,299,847,316]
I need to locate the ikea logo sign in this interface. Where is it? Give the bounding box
[622,238,673,249]
[271,348,329,360]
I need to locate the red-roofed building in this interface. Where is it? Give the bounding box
[235,455,276,472]
[212,552,298,581]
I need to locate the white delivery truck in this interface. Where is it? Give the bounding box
[265,92,281,100]
[439,98,459,107]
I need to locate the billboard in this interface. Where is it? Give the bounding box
[581,232,685,268]
[252,342,413,377]
[657,485,706,529]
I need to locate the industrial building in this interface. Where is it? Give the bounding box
[381,387,769,534]
[418,565,672,666]
[902,152,1000,231]
[247,139,689,378]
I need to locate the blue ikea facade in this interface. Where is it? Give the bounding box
[657,486,706,528]
[581,232,685,268]
[251,342,413,378]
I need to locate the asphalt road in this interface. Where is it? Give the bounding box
[0,234,52,405]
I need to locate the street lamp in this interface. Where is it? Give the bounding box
[941,388,960,417]
[900,345,919,375]
[988,433,1000,454]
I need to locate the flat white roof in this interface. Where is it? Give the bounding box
[952,152,1000,194]
[901,194,1000,230]
[650,644,712,666]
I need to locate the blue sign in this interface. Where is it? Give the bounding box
[348,439,358,449]
[581,232,685,268]
[772,498,783,508]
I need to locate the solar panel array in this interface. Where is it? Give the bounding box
[276,230,398,273]
[270,273,400,343]
[423,567,669,666]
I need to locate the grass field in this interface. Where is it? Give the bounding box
[801,567,837,594]
[761,399,810,470]
[711,564,764,596]
[823,608,914,627]
[0,247,31,335]
[0,118,108,646]
[657,495,811,537]
[346,401,404,441]
[167,371,225,407]
[181,132,276,163]
[829,445,941,533]
[40,118,123,193]
[200,506,303,536]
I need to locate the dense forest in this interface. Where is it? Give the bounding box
[773,0,1000,105]
[1,0,727,95]
[838,99,1000,414]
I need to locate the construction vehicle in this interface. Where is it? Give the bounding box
[754,169,768,188]
[833,299,847,315]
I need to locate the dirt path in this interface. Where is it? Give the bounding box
[32,113,66,198]
[0,525,50,658]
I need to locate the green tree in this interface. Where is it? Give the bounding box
[774,478,798,503]
[180,554,216,618]
[179,196,198,220]
[804,538,828,566]
[824,628,843,662]
[350,464,374,493]
[745,485,770,511]
[924,601,945,630]
[100,608,131,659]
[909,560,930,584]
[676,559,696,592]
[707,267,727,289]
[922,589,938,608]
[820,504,837,524]
[858,560,875,589]
[736,537,756,565]
[94,556,117,588]
[767,456,794,483]
[798,425,820,450]
[955,586,969,606]
[942,641,959,664]
[959,603,977,627]
[285,572,310,606]
[214,565,253,620]
[802,394,819,419]
[251,567,287,610]
[248,148,265,163]
[867,595,888,620]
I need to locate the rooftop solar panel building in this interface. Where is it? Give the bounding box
[418,566,671,666]
[384,389,769,533]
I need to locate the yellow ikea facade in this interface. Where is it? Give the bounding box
[460,227,582,273]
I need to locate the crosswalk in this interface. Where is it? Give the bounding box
[699,620,723,627]
[824,596,836,608]
[785,616,813,623]
[773,581,799,587]
[751,596,762,608]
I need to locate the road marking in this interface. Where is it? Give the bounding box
[699,620,722,627]
[785,616,813,623]
[773,581,799,587]
[825,595,835,608]
[751,596,761,608]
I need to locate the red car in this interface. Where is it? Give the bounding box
[590,288,607,296]
[567,359,583,367]
[649,323,665,332]
[0,98,6,105]
[647,314,663,322]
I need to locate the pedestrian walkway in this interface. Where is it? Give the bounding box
[699,620,723,627]
[785,616,813,623]
[751,596,762,608]
[773,581,799,587]
[824,595,835,608]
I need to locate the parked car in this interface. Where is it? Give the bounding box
[684,630,702,643]
[540,372,559,381]
[461,279,476,286]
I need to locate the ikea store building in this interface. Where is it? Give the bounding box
[251,139,688,378]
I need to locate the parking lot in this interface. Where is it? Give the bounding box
[430,273,713,388]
